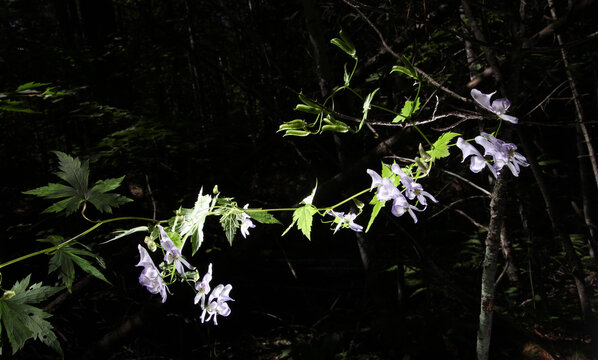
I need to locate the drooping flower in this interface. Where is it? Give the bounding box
[157,225,195,275]
[474,132,529,177]
[390,192,422,223]
[456,137,497,178]
[136,244,169,303]
[201,284,234,325]
[194,263,213,308]
[240,204,256,238]
[328,210,364,233]
[470,89,519,124]
[367,169,401,202]
[391,164,438,207]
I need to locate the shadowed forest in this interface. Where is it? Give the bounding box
[1,0,598,359]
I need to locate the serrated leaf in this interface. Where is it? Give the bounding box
[178,189,213,255]
[23,152,131,215]
[0,276,63,356]
[247,210,281,224]
[67,252,111,286]
[427,132,461,160]
[220,212,242,246]
[292,205,316,240]
[392,97,421,123]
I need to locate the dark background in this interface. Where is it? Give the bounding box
[1,0,597,359]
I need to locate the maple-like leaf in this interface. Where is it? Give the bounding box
[0,275,63,356]
[23,151,132,215]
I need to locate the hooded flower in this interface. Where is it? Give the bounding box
[367,168,423,223]
[240,204,256,238]
[470,89,518,124]
[136,244,169,303]
[201,284,234,325]
[367,169,401,202]
[194,263,213,308]
[391,164,438,207]
[328,210,363,233]
[474,132,529,177]
[390,192,423,223]
[157,225,195,275]
[456,137,497,178]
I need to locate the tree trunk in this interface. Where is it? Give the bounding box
[476,174,508,360]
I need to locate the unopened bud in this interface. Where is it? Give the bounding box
[415,157,428,172]
[213,185,219,194]
[419,143,431,161]
[1,290,15,300]
[144,236,157,252]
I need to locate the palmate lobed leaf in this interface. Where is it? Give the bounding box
[427,132,460,160]
[0,275,63,356]
[23,152,131,215]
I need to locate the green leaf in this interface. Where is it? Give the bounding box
[0,276,63,356]
[392,97,421,123]
[15,82,51,92]
[294,104,321,114]
[292,205,317,240]
[366,196,384,232]
[427,132,461,160]
[100,226,149,245]
[390,56,419,80]
[38,237,111,291]
[247,210,281,225]
[330,30,356,58]
[178,189,214,255]
[220,212,242,246]
[23,152,131,215]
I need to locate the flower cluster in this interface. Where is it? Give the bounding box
[135,226,234,325]
[456,132,529,178]
[194,264,234,325]
[367,163,437,223]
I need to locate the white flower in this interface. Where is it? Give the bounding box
[471,89,518,124]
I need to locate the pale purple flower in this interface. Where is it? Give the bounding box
[475,132,529,177]
[328,210,363,233]
[158,225,195,275]
[136,244,169,303]
[391,164,438,207]
[201,284,234,325]
[456,137,497,178]
[367,169,401,202]
[390,192,422,223]
[240,204,256,238]
[471,89,518,124]
[194,263,213,308]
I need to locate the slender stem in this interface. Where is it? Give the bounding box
[0,216,161,269]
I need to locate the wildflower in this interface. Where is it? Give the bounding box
[391,164,438,207]
[328,210,363,233]
[240,204,256,238]
[201,284,234,325]
[470,89,518,124]
[136,244,169,303]
[474,132,529,177]
[456,137,497,178]
[157,225,195,275]
[194,263,213,308]
[366,169,401,202]
[390,192,422,223]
